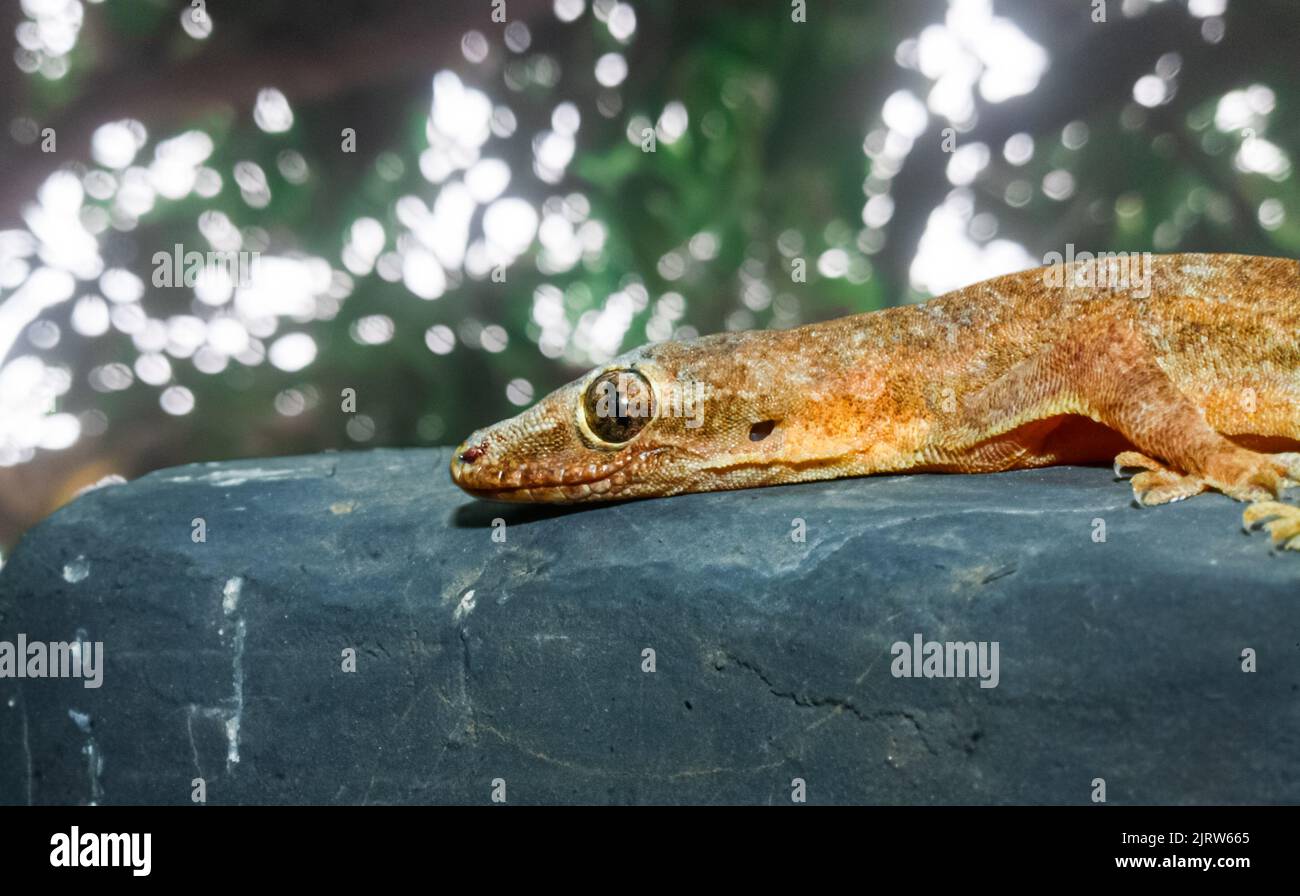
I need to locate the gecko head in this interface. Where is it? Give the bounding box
[449,333,805,502]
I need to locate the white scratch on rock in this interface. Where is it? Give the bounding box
[186,584,249,774]
[16,696,32,805]
[84,740,104,805]
[69,709,103,804]
[222,577,243,616]
[69,628,89,669]
[164,466,319,487]
[62,556,89,583]
[185,705,204,779]
[226,617,246,769]
[454,589,477,622]
[222,579,247,767]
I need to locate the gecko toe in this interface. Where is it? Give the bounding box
[1201,447,1295,503]
[1114,451,1166,479]
[1213,468,1284,503]
[1243,501,1300,549]
[1129,469,1206,506]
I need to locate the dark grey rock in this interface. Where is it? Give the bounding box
[1,448,1297,805]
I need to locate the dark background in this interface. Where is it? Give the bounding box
[1,0,1297,550]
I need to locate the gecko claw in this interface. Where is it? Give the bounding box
[1243,501,1300,550]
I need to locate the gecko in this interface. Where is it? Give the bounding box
[450,253,1300,550]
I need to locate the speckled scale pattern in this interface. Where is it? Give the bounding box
[451,253,1300,533]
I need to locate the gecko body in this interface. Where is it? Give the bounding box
[451,253,1300,549]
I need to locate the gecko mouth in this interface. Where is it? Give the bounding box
[450,447,669,502]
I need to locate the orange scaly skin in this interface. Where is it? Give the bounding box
[451,253,1300,550]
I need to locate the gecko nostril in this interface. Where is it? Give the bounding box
[459,443,487,464]
[749,420,778,442]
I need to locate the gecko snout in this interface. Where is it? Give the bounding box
[450,437,492,491]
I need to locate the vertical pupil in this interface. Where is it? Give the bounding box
[585,369,652,442]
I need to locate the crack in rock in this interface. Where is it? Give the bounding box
[720,649,937,755]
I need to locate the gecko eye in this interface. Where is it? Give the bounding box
[583,369,654,444]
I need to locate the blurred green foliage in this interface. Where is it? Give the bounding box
[2,0,1300,544]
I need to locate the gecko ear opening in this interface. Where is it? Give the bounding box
[749,420,778,442]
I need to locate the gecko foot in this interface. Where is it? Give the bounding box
[1119,450,1300,550]
[1243,501,1300,551]
[1200,446,1291,503]
[1114,448,1295,506]
[1114,451,1207,506]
